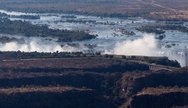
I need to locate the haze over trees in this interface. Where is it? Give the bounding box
[0,0,188,20]
[0,18,96,42]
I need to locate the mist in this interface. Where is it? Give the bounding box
[0,38,85,52]
[0,33,186,66]
[108,34,186,67]
[112,34,159,56]
[0,9,36,16]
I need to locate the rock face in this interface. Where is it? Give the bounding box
[0,90,117,108]
[119,68,188,108]
[0,52,187,108]
[130,92,188,108]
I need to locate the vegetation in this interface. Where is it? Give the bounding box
[137,24,188,34]
[0,89,115,108]
[0,18,96,42]
[0,51,186,108]
[0,52,150,73]
[121,56,180,68]
[1,0,188,20]
[11,15,40,19]
[131,92,188,108]
[0,36,24,43]
[146,57,180,67]
[136,26,165,34]
[0,0,187,107]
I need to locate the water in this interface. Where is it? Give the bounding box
[0,9,188,66]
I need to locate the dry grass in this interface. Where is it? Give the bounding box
[137,87,188,96]
[0,58,118,69]
[0,86,92,95]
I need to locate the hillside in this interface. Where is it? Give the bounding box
[0,52,187,108]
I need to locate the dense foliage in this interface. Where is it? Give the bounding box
[137,24,188,34]
[0,18,96,42]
